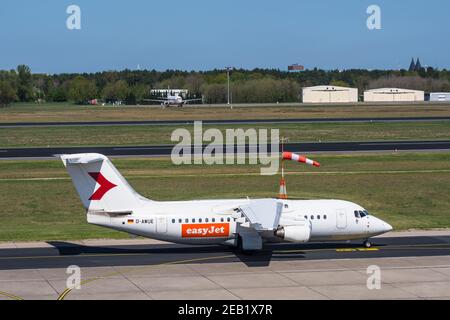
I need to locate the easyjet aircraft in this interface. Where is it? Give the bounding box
[61,153,393,251]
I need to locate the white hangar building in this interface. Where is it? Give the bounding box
[429,92,450,102]
[302,85,358,103]
[364,88,424,102]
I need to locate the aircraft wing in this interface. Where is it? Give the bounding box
[142,99,168,102]
[235,199,282,231]
[183,98,202,102]
[232,199,283,250]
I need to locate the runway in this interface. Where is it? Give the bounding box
[1,140,450,159]
[1,234,450,271]
[1,231,450,300]
[1,116,449,128]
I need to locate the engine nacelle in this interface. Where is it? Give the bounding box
[275,225,311,243]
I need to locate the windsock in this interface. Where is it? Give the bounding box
[282,152,320,167]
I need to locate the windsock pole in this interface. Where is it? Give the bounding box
[278,138,288,199]
[278,163,288,199]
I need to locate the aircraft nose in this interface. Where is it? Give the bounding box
[370,217,393,234]
[382,221,393,232]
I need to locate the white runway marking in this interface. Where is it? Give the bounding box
[1,169,449,182]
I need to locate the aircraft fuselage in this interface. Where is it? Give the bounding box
[87,199,392,246]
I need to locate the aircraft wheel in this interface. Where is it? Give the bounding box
[363,240,372,248]
[237,235,243,251]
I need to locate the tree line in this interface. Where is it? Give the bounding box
[1,65,450,107]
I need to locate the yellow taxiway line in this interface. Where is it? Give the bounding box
[0,291,24,301]
[1,242,448,262]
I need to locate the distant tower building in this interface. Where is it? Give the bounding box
[415,58,422,70]
[408,58,424,71]
[409,58,416,72]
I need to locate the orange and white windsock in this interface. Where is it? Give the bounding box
[282,152,320,167]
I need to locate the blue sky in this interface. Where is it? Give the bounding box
[0,0,449,73]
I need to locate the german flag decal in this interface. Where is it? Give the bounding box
[182,223,229,238]
[127,219,134,224]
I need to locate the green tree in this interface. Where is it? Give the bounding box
[16,65,33,102]
[67,76,97,104]
[201,83,227,103]
[131,84,149,103]
[330,80,350,87]
[0,80,17,107]
[102,80,130,102]
[184,74,204,96]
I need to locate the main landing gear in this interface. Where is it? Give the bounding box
[363,240,372,248]
[236,235,256,255]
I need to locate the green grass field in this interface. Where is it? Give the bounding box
[0,152,449,241]
[1,102,449,123]
[1,121,450,147]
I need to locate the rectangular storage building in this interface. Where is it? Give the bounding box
[430,92,450,102]
[364,88,424,102]
[302,85,358,103]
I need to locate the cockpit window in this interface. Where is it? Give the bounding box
[354,210,360,218]
[359,210,368,218]
[363,210,370,216]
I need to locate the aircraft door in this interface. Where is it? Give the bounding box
[156,216,167,233]
[336,209,347,229]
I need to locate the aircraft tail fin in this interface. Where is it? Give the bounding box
[60,153,150,212]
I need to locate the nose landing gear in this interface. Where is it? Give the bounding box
[363,240,372,248]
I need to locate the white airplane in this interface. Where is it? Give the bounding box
[61,153,393,252]
[145,91,202,107]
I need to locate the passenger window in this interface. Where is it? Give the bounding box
[317,215,320,220]
[220,217,224,222]
[199,218,202,223]
[227,217,231,222]
[185,218,189,223]
[310,215,314,220]
[324,215,327,220]
[178,219,182,223]
[354,211,360,218]
[192,218,195,223]
[171,219,175,223]
[205,218,209,222]
[212,218,215,222]
[284,204,288,208]
[304,215,308,219]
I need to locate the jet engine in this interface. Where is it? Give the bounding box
[275,225,311,243]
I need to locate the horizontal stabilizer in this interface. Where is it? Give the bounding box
[60,153,107,166]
